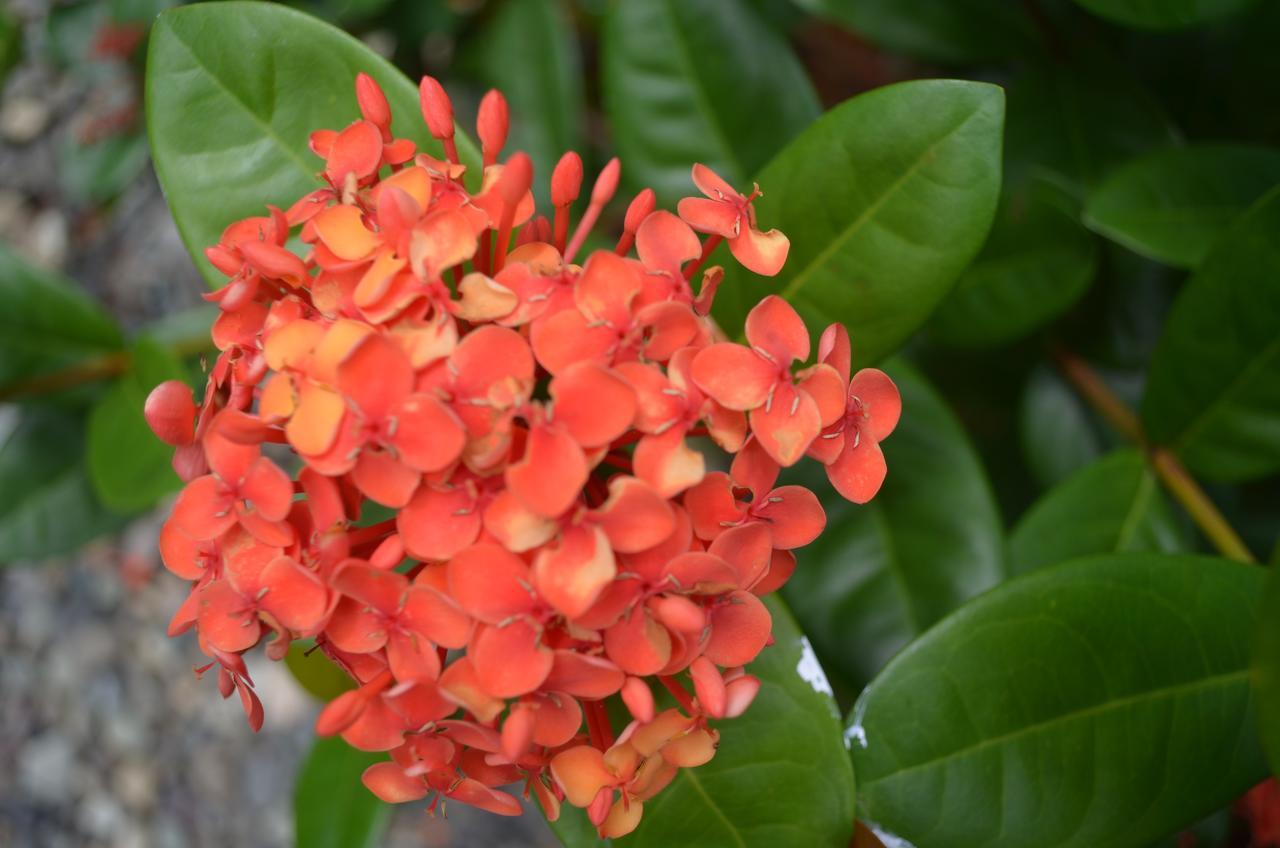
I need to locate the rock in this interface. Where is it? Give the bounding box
[113,760,156,811]
[19,733,75,804]
[0,96,50,143]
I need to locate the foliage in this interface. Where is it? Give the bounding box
[2,0,1277,845]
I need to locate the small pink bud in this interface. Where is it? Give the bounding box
[551,151,584,208]
[354,73,391,130]
[498,151,534,207]
[621,676,655,724]
[418,75,454,139]
[145,380,196,446]
[590,157,621,206]
[623,188,655,234]
[477,89,509,164]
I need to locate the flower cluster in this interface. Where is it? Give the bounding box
[145,73,900,837]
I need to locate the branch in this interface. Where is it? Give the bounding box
[1051,347,1257,564]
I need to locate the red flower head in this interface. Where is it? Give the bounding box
[144,73,899,838]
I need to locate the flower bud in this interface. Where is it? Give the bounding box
[551,151,584,208]
[418,75,454,140]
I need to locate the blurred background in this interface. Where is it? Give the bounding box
[2,0,1280,846]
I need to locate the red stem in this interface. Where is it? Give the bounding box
[658,675,697,714]
[684,235,723,280]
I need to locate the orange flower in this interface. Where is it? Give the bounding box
[145,72,897,834]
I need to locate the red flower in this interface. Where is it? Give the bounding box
[145,72,898,836]
[677,164,790,276]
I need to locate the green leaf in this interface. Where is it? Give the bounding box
[1142,186,1280,482]
[549,597,855,848]
[1008,450,1186,576]
[0,3,21,86]
[294,736,389,848]
[1252,562,1280,777]
[715,80,1005,368]
[852,553,1267,848]
[59,131,151,206]
[285,643,356,701]
[1084,144,1280,268]
[783,361,1005,692]
[1019,366,1108,489]
[461,0,584,201]
[0,406,127,562]
[146,1,480,289]
[0,245,123,395]
[86,337,187,512]
[795,0,1040,64]
[929,192,1098,348]
[1072,0,1257,30]
[1005,57,1177,199]
[601,0,819,202]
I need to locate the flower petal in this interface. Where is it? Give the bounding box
[592,477,676,553]
[398,484,481,561]
[389,394,466,473]
[551,363,637,449]
[744,294,808,364]
[447,542,536,623]
[850,367,902,442]
[471,620,553,698]
[338,333,413,422]
[730,224,789,277]
[533,525,616,618]
[703,590,771,666]
[749,381,821,467]
[506,424,587,518]
[689,343,775,411]
[827,432,888,504]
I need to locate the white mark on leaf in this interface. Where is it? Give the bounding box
[795,636,835,700]
[862,819,917,848]
[845,688,870,750]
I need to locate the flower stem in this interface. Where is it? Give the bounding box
[0,333,211,403]
[1051,347,1256,564]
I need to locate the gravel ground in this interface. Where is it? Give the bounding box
[0,1,558,845]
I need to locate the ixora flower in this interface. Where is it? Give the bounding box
[144,73,901,838]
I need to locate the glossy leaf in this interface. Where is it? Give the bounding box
[146,1,480,289]
[0,407,126,562]
[852,553,1268,848]
[285,642,356,701]
[461,0,584,198]
[929,193,1098,348]
[1142,187,1280,482]
[716,80,1005,367]
[1072,0,1257,30]
[1008,450,1186,576]
[1005,57,1177,199]
[784,362,1005,692]
[601,0,820,202]
[0,244,123,395]
[86,337,186,512]
[1085,145,1280,268]
[1252,562,1280,777]
[1019,366,1108,489]
[795,0,1040,64]
[550,597,855,847]
[294,735,389,848]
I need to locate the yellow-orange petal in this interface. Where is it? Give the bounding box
[550,746,615,808]
[313,204,381,261]
[286,383,346,456]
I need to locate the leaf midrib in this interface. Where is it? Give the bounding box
[162,18,318,181]
[862,668,1250,788]
[656,0,746,182]
[776,101,991,305]
[1170,333,1280,453]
